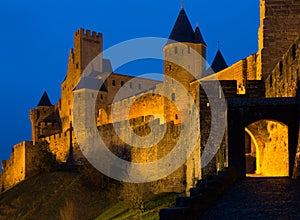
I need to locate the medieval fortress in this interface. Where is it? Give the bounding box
[2,0,300,193]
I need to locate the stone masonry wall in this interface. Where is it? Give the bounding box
[203,54,259,94]
[61,28,103,132]
[40,130,85,165]
[266,36,300,98]
[258,0,300,80]
[40,132,71,163]
[198,81,237,178]
[247,121,289,176]
[1,141,33,191]
[98,117,201,194]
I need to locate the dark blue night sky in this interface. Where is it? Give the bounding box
[0,0,259,163]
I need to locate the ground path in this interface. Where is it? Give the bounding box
[202,178,300,219]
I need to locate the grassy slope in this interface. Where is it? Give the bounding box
[0,170,115,219]
[96,193,180,220]
[0,170,180,220]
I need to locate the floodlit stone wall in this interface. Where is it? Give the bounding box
[1,141,33,190]
[258,0,300,80]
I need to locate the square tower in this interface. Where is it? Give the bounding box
[258,0,300,80]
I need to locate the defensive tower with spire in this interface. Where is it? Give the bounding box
[4,0,297,194]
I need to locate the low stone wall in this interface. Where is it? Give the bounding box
[1,141,33,191]
[159,167,237,220]
[40,132,71,163]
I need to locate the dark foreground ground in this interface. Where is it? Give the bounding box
[202,178,300,220]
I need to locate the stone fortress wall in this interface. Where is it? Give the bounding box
[3,0,300,193]
[1,141,33,190]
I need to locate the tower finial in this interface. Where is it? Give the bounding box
[196,21,199,28]
[181,0,184,9]
[218,40,220,50]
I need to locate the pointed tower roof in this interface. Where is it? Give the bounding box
[193,24,206,46]
[37,91,52,107]
[210,49,228,73]
[167,8,206,46]
[167,8,195,44]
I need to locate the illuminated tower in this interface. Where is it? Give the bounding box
[163,6,207,89]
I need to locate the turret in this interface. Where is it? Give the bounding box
[30,91,61,144]
[206,46,228,75]
[163,7,207,89]
[163,6,207,123]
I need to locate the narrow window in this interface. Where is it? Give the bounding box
[138,84,142,90]
[76,63,79,69]
[175,114,178,120]
[174,47,178,54]
[279,61,283,76]
[292,44,297,60]
[168,65,172,71]
[112,80,116,86]
[171,93,175,102]
[121,81,125,86]
[100,94,103,99]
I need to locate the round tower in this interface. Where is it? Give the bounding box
[163,7,207,89]
[163,6,207,123]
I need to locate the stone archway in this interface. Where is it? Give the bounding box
[227,97,298,178]
[245,128,260,175]
[245,120,289,177]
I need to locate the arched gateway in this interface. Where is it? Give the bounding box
[227,97,299,178]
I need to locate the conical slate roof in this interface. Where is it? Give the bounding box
[210,49,228,73]
[193,26,206,45]
[167,8,205,45]
[37,91,52,107]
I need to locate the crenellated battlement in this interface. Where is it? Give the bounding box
[75,28,102,39]
[1,141,33,191]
